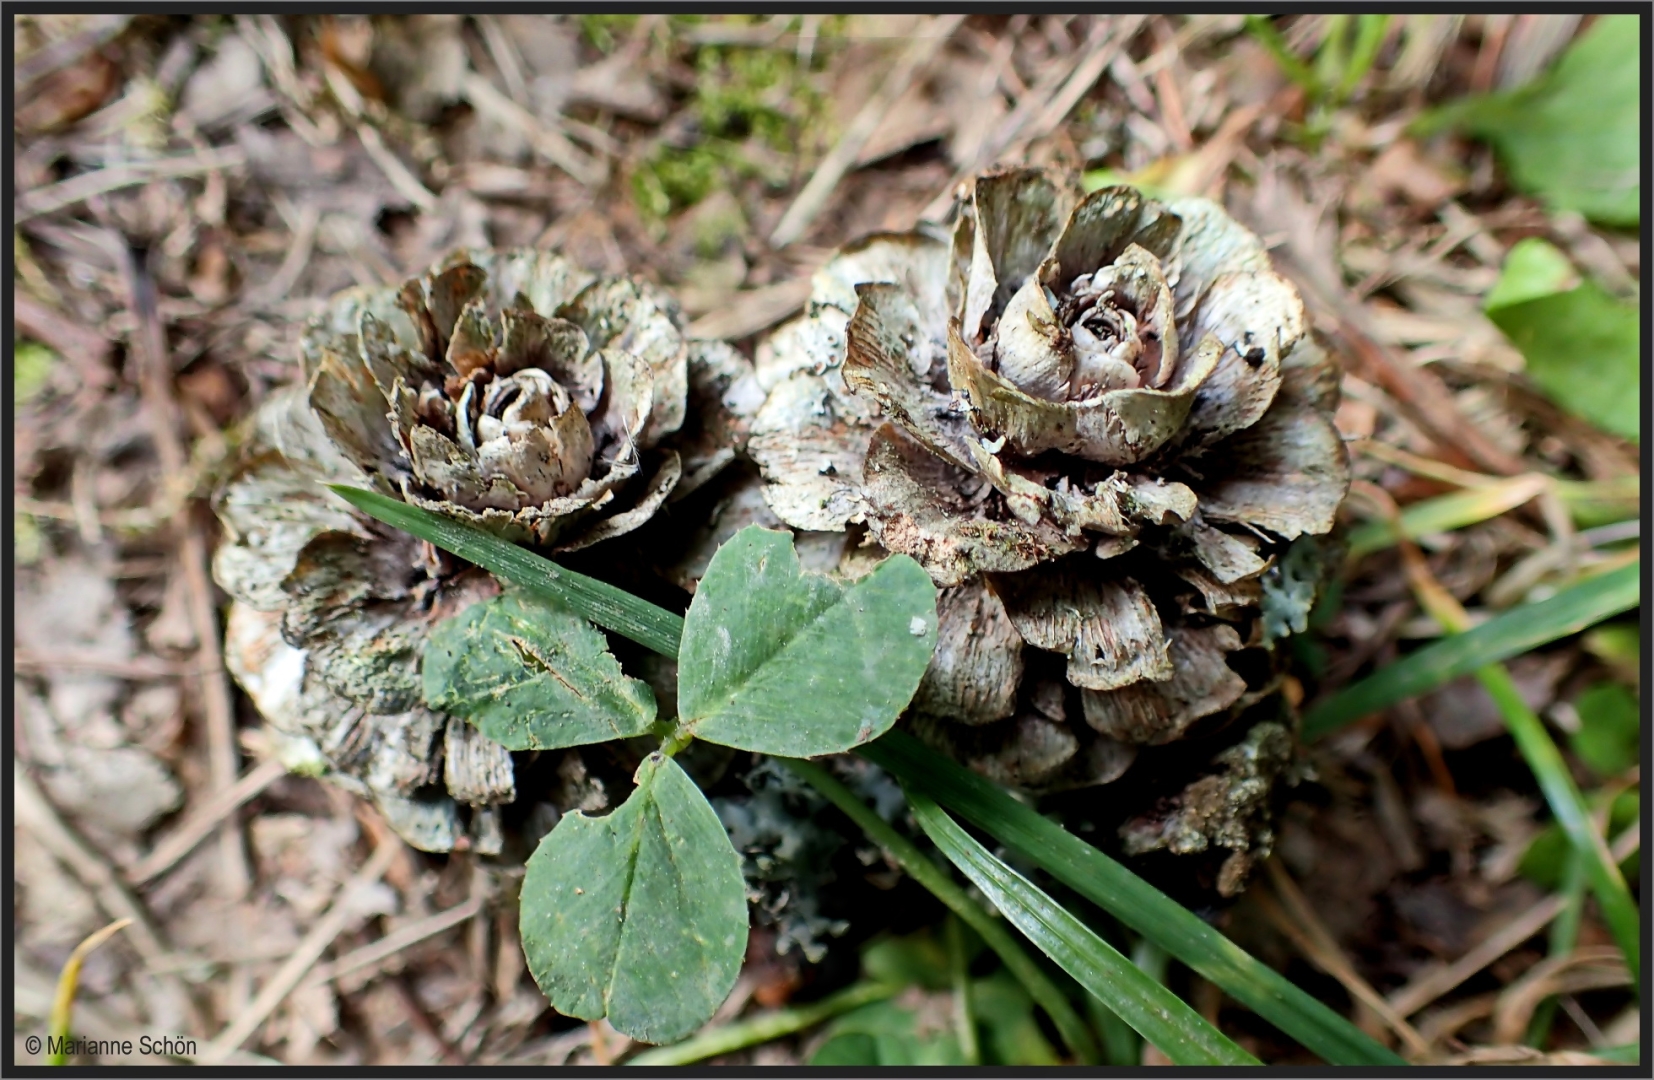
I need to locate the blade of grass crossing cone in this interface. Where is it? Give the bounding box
[907,792,1258,1066]
[860,731,1406,1065]
[330,485,685,657]
[780,758,1099,1064]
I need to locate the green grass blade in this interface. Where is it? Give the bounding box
[1302,560,1640,739]
[1244,14,1318,93]
[1526,847,1586,1046]
[944,915,980,1064]
[907,792,1258,1066]
[1338,13,1391,98]
[779,758,1099,1064]
[1345,473,1548,559]
[1473,664,1640,989]
[329,485,685,657]
[860,731,1405,1066]
[624,981,898,1066]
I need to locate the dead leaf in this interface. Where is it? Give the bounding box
[13,48,120,134]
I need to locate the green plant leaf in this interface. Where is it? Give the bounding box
[907,791,1259,1066]
[1569,681,1641,777]
[862,930,952,992]
[860,731,1405,1066]
[809,1031,883,1066]
[330,485,686,658]
[1484,236,1579,309]
[1485,239,1639,442]
[1595,1043,1641,1065]
[1424,15,1639,226]
[808,1000,968,1066]
[677,526,937,756]
[1520,788,1639,890]
[423,592,656,750]
[14,340,56,407]
[519,752,747,1044]
[973,971,1062,1067]
[1303,560,1640,739]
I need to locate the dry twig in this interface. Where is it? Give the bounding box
[127,758,288,887]
[17,148,246,223]
[302,896,486,990]
[1386,823,1641,1020]
[1491,946,1631,1045]
[200,839,402,1061]
[769,15,966,247]
[126,246,256,1017]
[1258,860,1432,1058]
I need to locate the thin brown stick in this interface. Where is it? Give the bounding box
[200,839,401,1061]
[769,14,966,248]
[300,897,485,990]
[1387,822,1642,1022]
[16,147,246,222]
[1330,318,1528,478]
[13,13,133,90]
[1260,860,1432,1058]
[127,758,288,887]
[13,646,188,679]
[1022,18,1142,147]
[460,70,603,188]
[1386,893,1568,1019]
[1491,946,1630,1045]
[126,247,255,1021]
[243,196,319,308]
[920,15,1146,222]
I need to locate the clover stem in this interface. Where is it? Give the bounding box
[656,726,695,758]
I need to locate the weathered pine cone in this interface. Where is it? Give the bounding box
[214,249,752,852]
[750,168,1349,892]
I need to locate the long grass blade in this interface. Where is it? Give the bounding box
[779,758,1099,1063]
[907,792,1258,1066]
[860,731,1405,1066]
[1471,663,1640,988]
[1302,560,1640,739]
[329,485,685,657]
[1391,531,1640,991]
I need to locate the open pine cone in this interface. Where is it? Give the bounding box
[214,249,752,852]
[750,168,1349,892]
